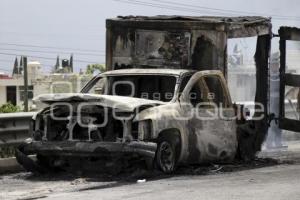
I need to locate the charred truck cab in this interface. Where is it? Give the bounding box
[16,16,300,173]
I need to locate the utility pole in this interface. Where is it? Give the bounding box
[23,56,29,112]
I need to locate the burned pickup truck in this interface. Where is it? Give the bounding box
[17,69,238,173]
[17,15,300,173]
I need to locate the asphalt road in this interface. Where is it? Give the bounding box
[1,142,300,200]
[48,164,300,200]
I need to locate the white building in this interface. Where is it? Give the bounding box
[0,61,92,110]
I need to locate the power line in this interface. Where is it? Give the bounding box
[114,0,300,21]
[151,0,300,20]
[0,67,11,72]
[151,0,249,15]
[119,0,298,20]
[114,0,222,15]
[0,59,15,63]
[0,30,105,38]
[0,52,101,63]
[0,31,105,42]
[0,47,105,57]
[0,42,105,53]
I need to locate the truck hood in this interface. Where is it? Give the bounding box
[33,93,164,112]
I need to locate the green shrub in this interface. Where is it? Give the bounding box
[0,146,16,158]
[0,102,21,113]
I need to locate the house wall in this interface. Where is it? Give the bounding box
[0,86,6,105]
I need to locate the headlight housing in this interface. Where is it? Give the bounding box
[138,120,152,141]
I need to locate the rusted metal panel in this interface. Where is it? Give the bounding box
[107,16,270,33]
[135,30,191,67]
[108,28,227,72]
[190,30,227,73]
[106,16,227,31]
[227,22,271,38]
[279,37,286,125]
[106,26,113,71]
[253,35,271,151]
[279,27,300,41]
[106,15,271,72]
[280,118,300,132]
[284,73,300,87]
[278,26,300,132]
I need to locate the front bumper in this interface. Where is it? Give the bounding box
[16,140,157,173]
[19,140,157,158]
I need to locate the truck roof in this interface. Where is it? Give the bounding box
[112,15,269,24]
[101,68,195,76]
[107,15,271,38]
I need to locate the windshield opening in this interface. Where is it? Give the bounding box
[85,75,177,102]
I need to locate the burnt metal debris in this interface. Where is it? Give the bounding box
[17,15,299,174]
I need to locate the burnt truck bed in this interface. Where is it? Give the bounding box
[106,15,271,74]
[106,15,271,160]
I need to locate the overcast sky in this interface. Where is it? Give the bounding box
[0,0,300,73]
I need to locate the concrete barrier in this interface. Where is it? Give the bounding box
[0,155,36,174]
[0,157,23,173]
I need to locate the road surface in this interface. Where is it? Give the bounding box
[1,141,300,200]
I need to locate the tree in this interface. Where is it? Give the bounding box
[86,64,105,74]
[70,54,73,72]
[19,56,23,74]
[12,57,19,75]
[54,55,60,72]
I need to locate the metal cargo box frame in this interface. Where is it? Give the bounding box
[106,16,272,156]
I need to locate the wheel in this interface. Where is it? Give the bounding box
[156,136,178,173]
[15,146,46,174]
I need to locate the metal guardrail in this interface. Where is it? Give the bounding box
[0,112,35,149]
[0,112,35,171]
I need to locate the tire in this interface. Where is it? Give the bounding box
[155,135,178,173]
[15,145,46,174]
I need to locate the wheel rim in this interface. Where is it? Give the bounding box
[158,141,175,172]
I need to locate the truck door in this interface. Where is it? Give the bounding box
[278,27,300,132]
[181,71,237,163]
